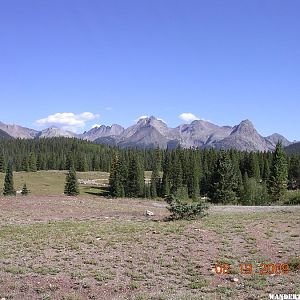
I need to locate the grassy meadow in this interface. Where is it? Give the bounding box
[0,171,299,299]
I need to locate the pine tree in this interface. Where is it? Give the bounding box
[21,183,30,195]
[64,168,80,196]
[262,156,271,181]
[187,153,200,200]
[161,153,171,197]
[28,152,37,172]
[126,155,144,197]
[0,153,5,172]
[3,163,16,196]
[236,168,244,200]
[268,143,288,202]
[209,151,237,204]
[150,150,161,198]
[65,152,74,170]
[21,156,29,172]
[248,152,261,180]
[170,151,183,194]
[288,155,300,190]
[109,154,126,198]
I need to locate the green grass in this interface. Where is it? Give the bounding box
[0,171,109,196]
[287,256,300,271]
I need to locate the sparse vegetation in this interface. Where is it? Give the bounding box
[165,194,208,220]
[21,183,30,195]
[0,193,298,299]
[287,256,300,271]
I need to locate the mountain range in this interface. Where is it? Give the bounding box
[0,117,293,151]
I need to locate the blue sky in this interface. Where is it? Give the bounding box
[0,0,299,140]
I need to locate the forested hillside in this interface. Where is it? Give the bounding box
[285,142,300,155]
[0,138,299,204]
[0,138,161,172]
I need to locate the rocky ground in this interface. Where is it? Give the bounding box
[0,196,299,300]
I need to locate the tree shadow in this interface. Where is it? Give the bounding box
[82,186,110,197]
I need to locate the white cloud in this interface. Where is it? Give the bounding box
[178,113,200,122]
[36,112,99,132]
[105,106,112,111]
[91,124,101,128]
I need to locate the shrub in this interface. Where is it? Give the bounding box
[241,178,270,205]
[287,256,300,271]
[165,195,208,220]
[284,190,300,205]
[21,183,30,195]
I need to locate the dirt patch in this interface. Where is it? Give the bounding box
[0,196,299,300]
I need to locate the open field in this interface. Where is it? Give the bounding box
[0,171,110,196]
[0,172,299,299]
[0,171,156,197]
[0,197,299,299]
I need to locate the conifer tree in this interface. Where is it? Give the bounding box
[170,151,183,194]
[161,153,171,196]
[29,152,37,172]
[236,168,244,200]
[268,143,288,202]
[65,152,74,170]
[21,157,29,172]
[187,153,200,200]
[21,183,30,195]
[150,150,161,198]
[200,159,210,196]
[0,153,5,173]
[262,157,271,181]
[288,155,300,190]
[3,163,16,196]
[77,154,88,172]
[126,155,144,197]
[64,168,80,196]
[248,152,261,180]
[109,154,126,197]
[209,151,237,204]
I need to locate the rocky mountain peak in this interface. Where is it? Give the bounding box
[0,118,293,151]
[265,133,292,147]
[37,127,77,138]
[80,124,124,141]
[231,119,256,135]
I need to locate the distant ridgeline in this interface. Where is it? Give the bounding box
[285,141,300,155]
[0,137,299,204]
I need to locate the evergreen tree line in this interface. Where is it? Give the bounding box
[0,138,299,204]
[110,144,300,204]
[0,138,163,172]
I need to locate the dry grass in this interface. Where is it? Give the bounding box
[0,193,299,299]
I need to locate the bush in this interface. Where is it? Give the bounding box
[287,256,300,271]
[241,178,270,205]
[165,195,208,220]
[173,186,189,201]
[21,183,30,196]
[284,190,300,205]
